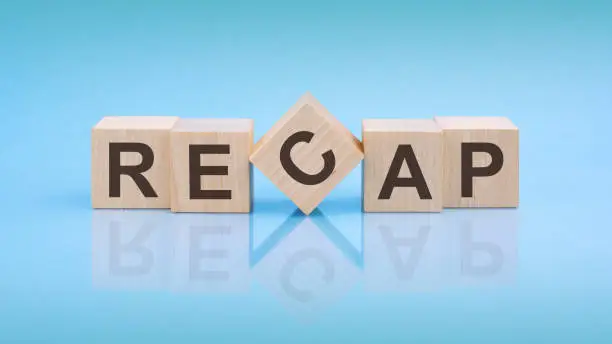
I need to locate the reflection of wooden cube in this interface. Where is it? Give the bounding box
[362,119,443,212]
[443,209,518,286]
[171,213,251,293]
[92,116,178,209]
[434,117,519,208]
[91,210,173,290]
[170,119,253,213]
[363,213,450,292]
[252,215,361,318]
[250,93,363,215]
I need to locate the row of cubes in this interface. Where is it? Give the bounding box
[92,93,518,214]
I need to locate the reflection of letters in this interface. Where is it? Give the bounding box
[364,213,450,292]
[92,210,172,290]
[253,214,360,320]
[449,209,518,286]
[172,214,250,293]
[364,211,518,292]
[461,223,504,277]
[189,226,231,281]
[109,221,154,276]
[280,249,334,302]
[380,225,430,280]
[93,208,517,300]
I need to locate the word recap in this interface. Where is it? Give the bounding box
[92,93,519,214]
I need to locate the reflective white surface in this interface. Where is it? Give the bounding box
[91,209,518,308]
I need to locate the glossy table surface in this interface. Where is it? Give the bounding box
[2,197,611,343]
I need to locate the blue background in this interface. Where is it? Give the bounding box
[1,0,611,343]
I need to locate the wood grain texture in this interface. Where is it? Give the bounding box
[170,119,253,213]
[250,92,363,215]
[434,116,519,208]
[91,116,178,208]
[362,119,443,212]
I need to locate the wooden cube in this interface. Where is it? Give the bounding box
[362,119,443,212]
[170,119,253,213]
[92,116,178,208]
[434,116,519,208]
[250,92,364,215]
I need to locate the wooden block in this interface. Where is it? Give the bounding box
[91,116,178,208]
[362,119,443,212]
[250,92,364,215]
[434,116,519,208]
[170,119,253,213]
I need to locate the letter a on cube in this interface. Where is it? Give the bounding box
[434,117,519,208]
[362,119,443,212]
[92,116,178,208]
[170,119,253,213]
[250,92,363,215]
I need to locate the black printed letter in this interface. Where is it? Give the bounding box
[461,143,504,198]
[189,145,231,200]
[280,131,335,185]
[378,145,432,200]
[109,142,157,198]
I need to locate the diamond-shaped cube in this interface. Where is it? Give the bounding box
[250,93,363,214]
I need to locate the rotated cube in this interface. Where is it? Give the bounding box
[250,93,363,214]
